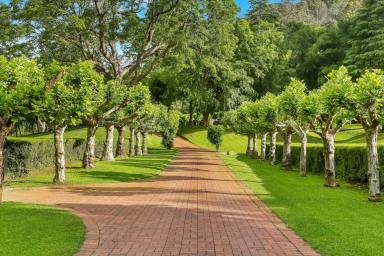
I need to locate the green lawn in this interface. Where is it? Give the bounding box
[0,202,85,256]
[8,148,176,187]
[179,125,384,154]
[8,126,149,144]
[222,155,384,256]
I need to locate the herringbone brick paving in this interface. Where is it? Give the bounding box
[4,137,319,256]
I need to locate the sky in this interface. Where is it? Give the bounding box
[236,0,283,16]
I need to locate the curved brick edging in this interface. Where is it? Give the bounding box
[4,137,319,256]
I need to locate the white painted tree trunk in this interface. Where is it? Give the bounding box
[135,131,142,156]
[252,134,258,159]
[365,126,381,201]
[322,132,337,187]
[53,126,66,184]
[261,133,267,160]
[269,131,278,165]
[115,126,125,157]
[129,127,135,157]
[102,125,115,161]
[246,134,253,156]
[299,131,308,176]
[0,124,11,203]
[281,128,293,170]
[83,125,98,168]
[141,131,148,155]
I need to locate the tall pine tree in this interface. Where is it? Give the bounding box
[345,0,384,76]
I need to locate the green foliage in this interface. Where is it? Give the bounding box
[160,108,180,149]
[207,125,224,151]
[345,0,384,76]
[348,70,384,125]
[278,79,307,125]
[43,61,106,127]
[0,56,45,125]
[0,202,85,256]
[306,67,353,133]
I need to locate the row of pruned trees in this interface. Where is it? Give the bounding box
[0,56,179,188]
[224,66,384,201]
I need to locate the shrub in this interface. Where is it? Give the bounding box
[162,129,175,149]
[272,144,384,187]
[4,138,104,178]
[207,125,224,152]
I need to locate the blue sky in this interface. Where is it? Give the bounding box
[236,0,284,16]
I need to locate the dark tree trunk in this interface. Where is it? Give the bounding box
[0,123,12,203]
[135,131,143,156]
[129,127,135,157]
[142,131,148,155]
[281,127,293,170]
[82,121,98,169]
[53,126,66,184]
[115,126,126,157]
[252,134,258,159]
[102,124,114,161]
[189,100,194,125]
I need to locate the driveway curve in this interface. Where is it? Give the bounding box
[4,137,319,256]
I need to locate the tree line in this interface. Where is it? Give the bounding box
[0,56,180,188]
[222,66,383,202]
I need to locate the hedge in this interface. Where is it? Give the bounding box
[5,138,105,178]
[272,144,384,186]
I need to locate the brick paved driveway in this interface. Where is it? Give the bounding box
[4,137,319,256]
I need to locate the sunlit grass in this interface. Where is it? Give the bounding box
[0,202,85,256]
[222,155,384,256]
[8,148,176,187]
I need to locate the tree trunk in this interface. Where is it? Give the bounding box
[281,127,293,170]
[252,134,258,159]
[269,131,277,165]
[322,132,338,187]
[261,133,267,160]
[135,131,142,156]
[82,124,98,168]
[246,134,253,156]
[37,118,47,133]
[300,131,308,176]
[102,124,115,161]
[216,144,220,152]
[365,126,381,201]
[0,124,12,203]
[142,131,148,155]
[189,100,194,125]
[53,126,66,184]
[115,126,125,157]
[129,127,135,157]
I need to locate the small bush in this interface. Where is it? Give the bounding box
[207,125,224,152]
[162,129,175,149]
